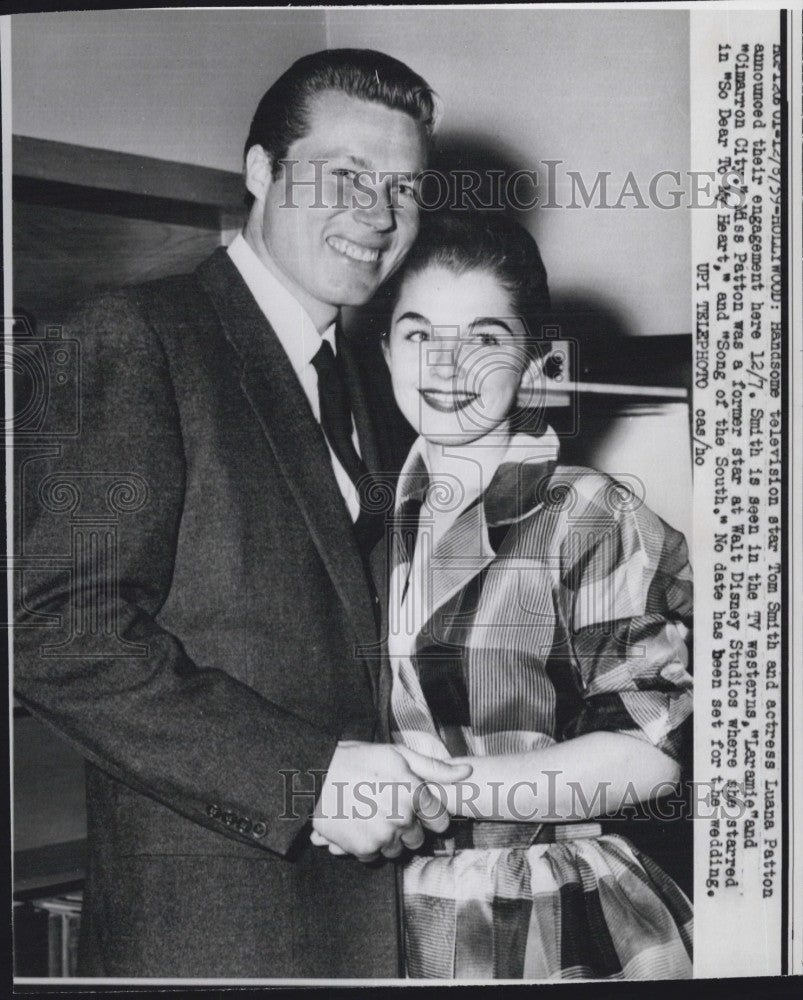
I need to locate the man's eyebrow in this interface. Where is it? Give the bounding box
[395,311,430,324]
[327,152,373,171]
[326,154,419,179]
[469,317,514,335]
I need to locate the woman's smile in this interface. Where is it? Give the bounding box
[419,388,479,413]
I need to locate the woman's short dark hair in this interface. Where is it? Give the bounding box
[386,211,551,357]
[244,48,436,188]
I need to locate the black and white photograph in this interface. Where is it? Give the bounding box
[4,2,800,986]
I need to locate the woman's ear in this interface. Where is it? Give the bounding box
[380,334,391,367]
[244,144,272,203]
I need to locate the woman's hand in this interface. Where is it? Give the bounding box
[310,733,680,845]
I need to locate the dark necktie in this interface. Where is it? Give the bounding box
[311,339,367,488]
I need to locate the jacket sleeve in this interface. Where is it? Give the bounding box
[556,473,693,765]
[14,292,339,856]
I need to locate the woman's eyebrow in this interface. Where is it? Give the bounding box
[395,311,430,324]
[469,317,514,335]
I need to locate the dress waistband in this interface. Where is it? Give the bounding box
[420,818,603,855]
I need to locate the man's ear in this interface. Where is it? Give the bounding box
[244,145,273,203]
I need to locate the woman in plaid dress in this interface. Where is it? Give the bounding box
[378,212,694,980]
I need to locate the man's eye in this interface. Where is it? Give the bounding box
[405,329,429,343]
[331,168,356,181]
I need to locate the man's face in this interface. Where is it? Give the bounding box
[245,89,428,329]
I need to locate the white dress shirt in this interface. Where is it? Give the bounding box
[227,233,361,521]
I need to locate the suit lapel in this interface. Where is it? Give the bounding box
[196,249,378,659]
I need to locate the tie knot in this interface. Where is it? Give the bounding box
[311,338,337,376]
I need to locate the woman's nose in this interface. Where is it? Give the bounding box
[426,340,459,377]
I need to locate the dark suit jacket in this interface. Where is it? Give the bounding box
[14,248,412,978]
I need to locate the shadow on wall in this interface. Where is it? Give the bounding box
[427,130,541,228]
[542,296,692,465]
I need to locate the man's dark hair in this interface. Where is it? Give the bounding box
[384,211,551,358]
[243,48,436,204]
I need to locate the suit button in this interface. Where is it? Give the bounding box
[223,810,236,827]
[252,821,267,839]
[374,595,380,605]
[206,804,221,820]
[238,817,252,835]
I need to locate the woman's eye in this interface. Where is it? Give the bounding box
[405,329,430,343]
[472,331,500,347]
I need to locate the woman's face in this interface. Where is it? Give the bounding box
[384,265,530,446]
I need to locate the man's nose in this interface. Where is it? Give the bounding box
[353,184,395,231]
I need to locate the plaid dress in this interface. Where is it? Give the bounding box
[387,430,693,980]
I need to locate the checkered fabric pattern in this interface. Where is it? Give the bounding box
[403,832,692,979]
[388,431,693,980]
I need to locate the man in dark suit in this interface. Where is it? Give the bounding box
[14,48,469,979]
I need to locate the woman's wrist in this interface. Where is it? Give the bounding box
[443,755,504,820]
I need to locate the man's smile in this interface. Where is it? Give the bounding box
[326,235,382,264]
[419,388,479,413]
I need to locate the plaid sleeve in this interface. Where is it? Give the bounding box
[557,474,693,764]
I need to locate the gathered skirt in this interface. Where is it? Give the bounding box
[402,832,693,980]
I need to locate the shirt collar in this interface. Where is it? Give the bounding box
[227,232,336,376]
[396,427,561,525]
[482,427,560,526]
[395,437,431,509]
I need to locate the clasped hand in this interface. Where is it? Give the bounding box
[310,741,472,862]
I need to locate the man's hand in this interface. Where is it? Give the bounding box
[311,741,472,862]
